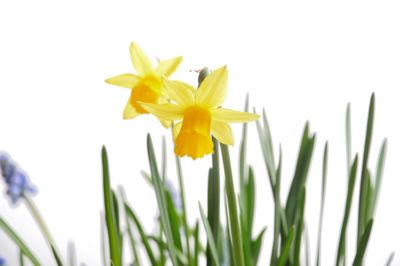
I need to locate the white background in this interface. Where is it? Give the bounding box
[0,0,399,265]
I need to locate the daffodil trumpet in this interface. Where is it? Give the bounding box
[139,66,259,159]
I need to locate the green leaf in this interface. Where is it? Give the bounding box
[336,155,359,266]
[369,139,387,219]
[357,93,375,245]
[101,147,121,266]
[285,123,316,227]
[294,188,306,266]
[316,142,328,266]
[0,216,40,266]
[207,137,220,266]
[251,227,266,265]
[353,219,374,266]
[194,222,200,266]
[271,148,282,266]
[147,134,179,266]
[51,245,63,266]
[220,143,245,266]
[19,249,25,266]
[199,203,221,266]
[239,94,249,189]
[345,103,352,174]
[384,252,395,266]
[125,203,158,266]
[277,226,295,266]
[165,190,183,251]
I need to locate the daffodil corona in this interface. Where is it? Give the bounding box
[105,43,182,126]
[139,66,259,159]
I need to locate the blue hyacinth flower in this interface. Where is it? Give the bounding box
[0,257,5,266]
[0,152,36,204]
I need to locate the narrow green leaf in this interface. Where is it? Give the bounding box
[100,213,109,266]
[125,203,157,266]
[316,142,328,266]
[207,137,220,266]
[239,94,249,189]
[51,245,63,266]
[353,219,374,266]
[199,203,221,266]
[336,155,359,266]
[0,217,40,266]
[67,242,78,266]
[277,226,295,266]
[118,187,142,266]
[194,222,200,266]
[246,167,256,237]
[161,136,167,181]
[358,93,375,245]
[286,123,316,227]
[220,143,245,266]
[294,188,306,266]
[370,139,387,218]
[251,227,267,265]
[384,252,395,266]
[147,134,179,266]
[165,190,183,251]
[19,249,25,266]
[271,149,282,266]
[101,146,121,266]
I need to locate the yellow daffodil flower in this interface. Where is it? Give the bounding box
[105,43,182,127]
[139,66,259,159]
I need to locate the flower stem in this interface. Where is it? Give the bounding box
[23,195,64,265]
[220,143,245,266]
[171,127,192,265]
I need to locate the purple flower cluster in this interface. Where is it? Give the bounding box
[0,152,36,204]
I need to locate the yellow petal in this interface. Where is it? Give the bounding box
[211,108,260,123]
[138,102,184,121]
[211,120,234,145]
[105,73,140,88]
[123,101,140,119]
[158,118,172,128]
[162,79,195,106]
[156,56,183,77]
[196,66,228,108]
[130,43,154,75]
[172,121,182,141]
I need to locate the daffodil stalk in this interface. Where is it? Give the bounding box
[23,195,64,265]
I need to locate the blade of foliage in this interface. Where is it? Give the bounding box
[384,252,395,266]
[368,139,387,219]
[124,203,158,266]
[251,227,266,265]
[207,137,220,266]
[220,143,245,266]
[271,148,282,266]
[147,134,179,266]
[101,146,121,266]
[194,222,200,266]
[277,226,295,266]
[357,93,375,245]
[100,213,109,266]
[19,249,25,266]
[316,142,328,266]
[199,203,221,266]
[353,219,374,266]
[165,190,183,251]
[0,216,40,266]
[118,187,142,266]
[239,94,249,189]
[285,123,316,227]
[67,242,78,266]
[51,245,63,266]
[294,188,306,266]
[336,155,359,266]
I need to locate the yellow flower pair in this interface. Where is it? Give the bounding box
[106,43,259,159]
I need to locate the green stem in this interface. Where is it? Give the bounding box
[171,127,192,265]
[23,195,64,265]
[220,143,245,266]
